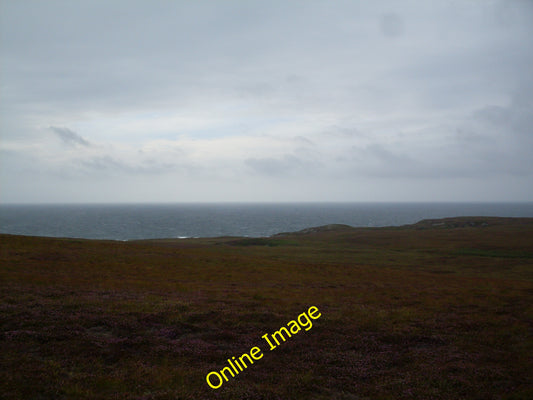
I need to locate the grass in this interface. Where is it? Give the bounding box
[455,248,533,259]
[1,216,533,399]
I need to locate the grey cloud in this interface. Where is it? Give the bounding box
[473,105,533,140]
[340,113,533,180]
[50,127,91,147]
[343,144,429,179]
[366,144,414,167]
[77,155,181,176]
[379,13,404,37]
[245,154,316,176]
[80,156,128,173]
[495,0,533,28]
[292,136,315,146]
[1,0,533,202]
[1,0,530,121]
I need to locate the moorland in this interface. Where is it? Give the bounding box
[1,216,532,399]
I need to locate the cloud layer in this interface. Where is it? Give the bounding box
[1,0,532,202]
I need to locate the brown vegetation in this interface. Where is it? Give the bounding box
[1,217,532,399]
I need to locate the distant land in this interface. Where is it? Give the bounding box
[2,202,533,241]
[1,217,532,399]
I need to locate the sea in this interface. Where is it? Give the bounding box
[0,203,532,241]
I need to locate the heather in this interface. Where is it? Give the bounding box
[1,217,532,399]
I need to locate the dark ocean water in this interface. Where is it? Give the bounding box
[0,203,532,241]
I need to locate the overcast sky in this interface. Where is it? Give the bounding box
[1,0,532,203]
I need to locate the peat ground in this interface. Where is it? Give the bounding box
[1,217,533,399]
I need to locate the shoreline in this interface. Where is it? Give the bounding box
[2,215,533,242]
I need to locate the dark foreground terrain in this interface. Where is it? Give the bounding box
[1,217,533,399]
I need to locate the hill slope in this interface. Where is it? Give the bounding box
[1,217,533,399]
